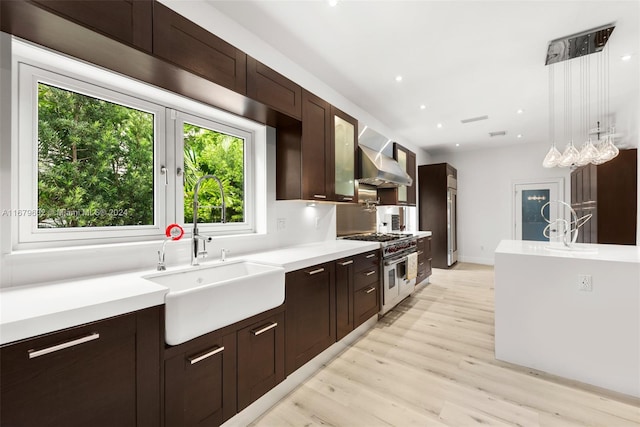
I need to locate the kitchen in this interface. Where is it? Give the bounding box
[1,1,639,426]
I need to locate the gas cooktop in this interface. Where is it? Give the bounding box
[340,233,414,243]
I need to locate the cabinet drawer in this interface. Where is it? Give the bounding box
[354,250,380,272]
[354,283,378,327]
[354,267,379,291]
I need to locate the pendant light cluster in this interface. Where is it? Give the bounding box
[542,24,619,169]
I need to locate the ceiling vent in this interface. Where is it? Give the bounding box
[461,115,489,124]
[489,131,507,137]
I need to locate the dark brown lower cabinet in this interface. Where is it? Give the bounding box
[164,331,237,427]
[237,310,285,411]
[353,252,380,328]
[0,306,162,427]
[285,261,336,375]
[416,236,433,283]
[335,257,355,341]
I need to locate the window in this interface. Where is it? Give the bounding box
[13,41,262,249]
[174,111,254,234]
[37,82,155,229]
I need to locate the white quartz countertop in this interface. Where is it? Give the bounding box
[244,240,381,272]
[496,239,640,264]
[412,231,432,238]
[0,239,381,345]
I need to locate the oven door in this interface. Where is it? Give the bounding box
[382,254,408,312]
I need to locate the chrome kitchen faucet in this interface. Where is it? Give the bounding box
[191,175,226,266]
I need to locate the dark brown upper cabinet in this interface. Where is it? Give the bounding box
[276,91,358,202]
[331,106,358,203]
[378,143,416,206]
[153,2,247,94]
[29,0,153,52]
[246,56,302,120]
[0,307,161,427]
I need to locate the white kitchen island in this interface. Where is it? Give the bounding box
[494,239,640,398]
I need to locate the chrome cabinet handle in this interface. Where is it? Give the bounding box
[339,260,354,266]
[307,268,325,275]
[313,194,327,199]
[342,197,353,201]
[365,286,376,294]
[365,270,376,276]
[252,322,278,336]
[188,346,224,365]
[28,332,100,359]
[417,250,424,255]
[365,254,376,259]
[419,262,425,266]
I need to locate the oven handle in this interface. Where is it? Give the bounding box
[384,252,415,266]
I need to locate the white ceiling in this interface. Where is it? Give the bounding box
[209,1,639,155]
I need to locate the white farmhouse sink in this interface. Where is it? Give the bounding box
[144,260,285,345]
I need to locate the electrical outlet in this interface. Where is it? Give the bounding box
[578,274,593,292]
[276,218,286,230]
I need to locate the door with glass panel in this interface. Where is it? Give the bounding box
[514,180,562,241]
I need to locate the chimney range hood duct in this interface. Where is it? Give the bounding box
[358,145,413,188]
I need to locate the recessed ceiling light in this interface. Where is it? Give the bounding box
[395,75,403,82]
[517,109,524,114]
[517,134,523,138]
[328,0,338,6]
[420,105,426,110]
[456,143,460,147]
[621,54,632,61]
[436,123,443,128]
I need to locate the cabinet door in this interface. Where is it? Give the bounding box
[153,3,246,94]
[301,91,331,201]
[335,257,355,341]
[406,151,417,206]
[331,107,357,202]
[237,311,285,411]
[285,262,336,375]
[31,0,153,51]
[164,333,237,427]
[0,311,152,427]
[247,56,301,119]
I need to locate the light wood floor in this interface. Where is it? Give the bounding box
[251,263,640,426]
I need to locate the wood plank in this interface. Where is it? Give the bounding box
[252,263,640,426]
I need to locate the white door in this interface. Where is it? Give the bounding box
[513,179,563,242]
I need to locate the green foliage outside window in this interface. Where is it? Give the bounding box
[37,83,154,228]
[183,123,245,224]
[36,83,246,230]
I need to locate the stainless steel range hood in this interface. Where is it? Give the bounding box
[358,145,413,188]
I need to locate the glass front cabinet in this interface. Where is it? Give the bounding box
[331,107,358,202]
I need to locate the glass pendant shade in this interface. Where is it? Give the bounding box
[558,141,579,167]
[542,144,562,168]
[597,135,619,163]
[576,139,599,166]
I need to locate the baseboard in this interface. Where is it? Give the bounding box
[459,255,494,266]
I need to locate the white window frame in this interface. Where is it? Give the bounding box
[12,39,263,250]
[15,63,167,245]
[172,110,255,235]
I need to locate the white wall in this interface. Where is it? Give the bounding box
[430,142,571,265]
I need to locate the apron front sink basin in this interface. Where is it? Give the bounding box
[144,260,285,345]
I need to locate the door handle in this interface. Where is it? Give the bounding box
[28,332,100,359]
[188,346,224,365]
[365,254,376,259]
[339,260,354,266]
[252,322,278,336]
[307,268,325,275]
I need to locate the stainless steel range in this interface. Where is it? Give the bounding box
[341,233,418,315]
